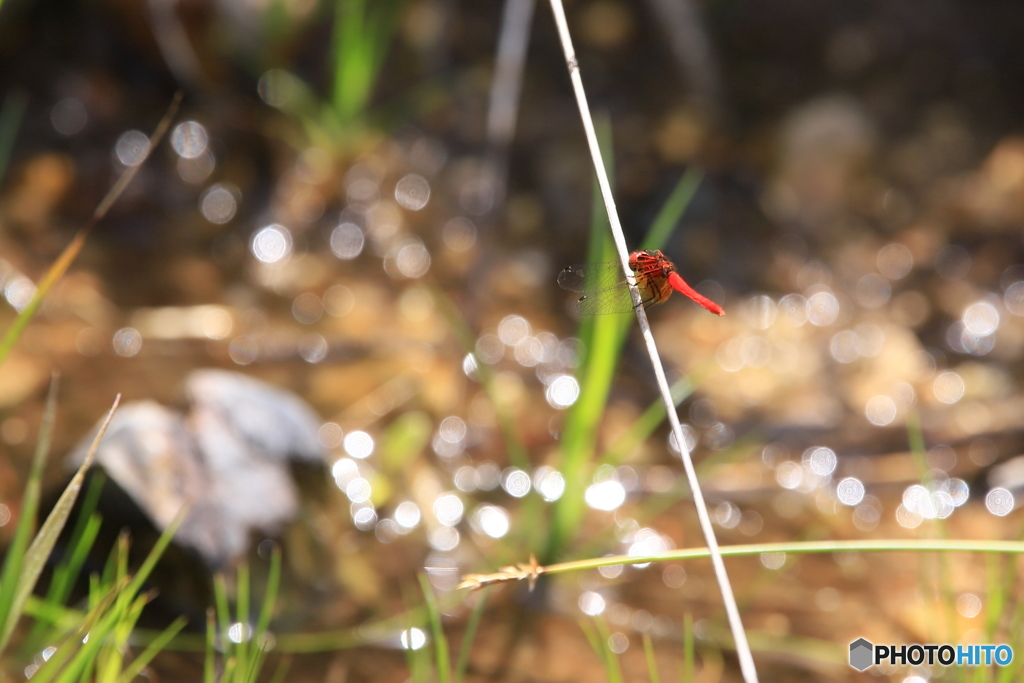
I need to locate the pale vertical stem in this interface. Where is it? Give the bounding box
[487,0,536,148]
[486,0,537,213]
[545,2,759,681]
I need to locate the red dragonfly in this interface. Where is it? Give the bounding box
[558,249,725,316]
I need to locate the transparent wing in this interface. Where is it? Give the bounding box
[572,282,638,315]
[558,259,670,315]
[557,261,628,294]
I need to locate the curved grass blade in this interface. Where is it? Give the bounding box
[418,573,451,683]
[0,392,121,654]
[114,616,188,683]
[0,374,60,654]
[643,632,661,683]
[453,588,489,683]
[0,92,182,370]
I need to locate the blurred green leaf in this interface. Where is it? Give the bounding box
[380,410,432,472]
[643,632,662,683]
[331,0,405,125]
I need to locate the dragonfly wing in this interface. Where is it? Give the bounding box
[573,282,637,315]
[557,261,628,294]
[573,279,672,315]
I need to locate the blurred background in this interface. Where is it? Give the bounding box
[3,0,1024,680]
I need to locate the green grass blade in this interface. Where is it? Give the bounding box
[115,616,187,683]
[221,656,238,682]
[681,613,694,683]
[997,598,1024,683]
[99,593,151,681]
[121,504,188,606]
[115,533,129,585]
[267,656,292,683]
[214,573,231,648]
[592,618,622,683]
[255,545,281,637]
[985,554,1003,642]
[548,115,619,560]
[643,632,662,683]
[22,594,79,630]
[19,581,126,683]
[99,531,127,591]
[48,581,137,683]
[417,573,450,683]
[0,384,116,657]
[640,166,703,251]
[44,471,107,603]
[331,0,404,124]
[34,587,120,682]
[600,377,692,466]
[0,230,88,368]
[240,545,282,682]
[578,618,606,668]
[236,561,251,669]
[27,512,102,645]
[27,473,106,648]
[204,609,216,683]
[453,588,489,683]
[243,644,270,683]
[0,374,59,653]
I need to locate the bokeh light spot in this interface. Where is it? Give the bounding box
[546,375,580,409]
[200,184,238,224]
[876,243,913,279]
[433,493,464,526]
[394,173,431,210]
[806,291,840,326]
[501,468,531,498]
[962,301,1000,336]
[330,223,365,260]
[471,504,510,538]
[585,480,626,511]
[836,477,865,505]
[401,628,427,650]
[933,371,965,404]
[985,488,1014,516]
[51,98,87,135]
[251,225,292,264]
[115,130,150,166]
[343,431,374,459]
[171,121,209,159]
[112,328,142,357]
[865,395,897,426]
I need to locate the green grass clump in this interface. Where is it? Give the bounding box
[206,550,285,683]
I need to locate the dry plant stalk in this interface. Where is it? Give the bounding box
[458,555,543,592]
[542,2,760,681]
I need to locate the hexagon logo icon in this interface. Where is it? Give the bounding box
[849,638,873,671]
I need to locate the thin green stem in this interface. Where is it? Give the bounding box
[537,539,1024,576]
